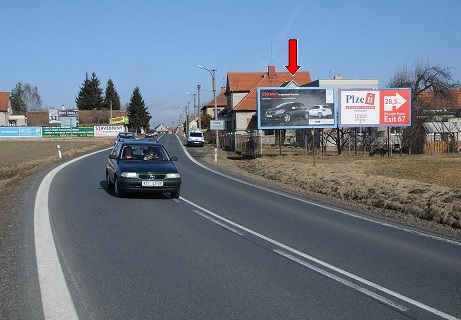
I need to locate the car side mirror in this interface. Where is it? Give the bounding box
[109,154,118,160]
[170,156,178,161]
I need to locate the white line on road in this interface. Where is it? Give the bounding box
[34,149,109,319]
[180,197,460,320]
[179,136,461,247]
[274,249,408,312]
[192,209,244,235]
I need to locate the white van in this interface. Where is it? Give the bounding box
[187,130,205,147]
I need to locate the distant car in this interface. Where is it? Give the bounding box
[106,140,181,198]
[187,130,205,147]
[145,130,157,138]
[115,131,135,143]
[264,102,308,123]
[306,105,333,118]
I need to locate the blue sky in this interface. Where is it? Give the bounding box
[1,0,460,127]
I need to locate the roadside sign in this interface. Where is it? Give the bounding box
[339,89,411,127]
[210,120,225,130]
[257,87,336,129]
[110,116,129,125]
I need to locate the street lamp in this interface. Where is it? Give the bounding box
[198,64,219,157]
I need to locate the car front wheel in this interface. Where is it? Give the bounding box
[114,177,125,198]
[171,189,180,199]
[106,171,114,188]
[283,113,292,122]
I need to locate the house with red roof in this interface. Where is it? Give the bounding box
[201,87,227,119]
[222,66,312,133]
[418,89,461,115]
[0,92,11,126]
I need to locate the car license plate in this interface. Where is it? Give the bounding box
[142,181,163,187]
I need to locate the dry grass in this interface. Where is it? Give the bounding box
[0,138,114,188]
[0,138,115,256]
[200,148,461,239]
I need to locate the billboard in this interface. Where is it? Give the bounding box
[94,125,125,137]
[0,126,42,137]
[339,89,411,127]
[258,87,336,129]
[110,116,129,125]
[42,126,93,137]
[49,108,79,124]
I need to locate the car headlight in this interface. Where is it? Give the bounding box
[121,172,137,178]
[165,173,180,179]
[274,109,284,115]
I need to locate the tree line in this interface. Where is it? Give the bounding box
[9,61,460,152]
[10,72,152,133]
[75,72,151,133]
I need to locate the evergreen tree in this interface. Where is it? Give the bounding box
[103,79,121,110]
[127,86,151,134]
[75,72,104,110]
[10,82,26,114]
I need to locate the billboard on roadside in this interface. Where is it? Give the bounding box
[339,88,411,127]
[48,108,79,124]
[257,87,336,129]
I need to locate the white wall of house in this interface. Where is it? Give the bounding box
[227,92,247,110]
[9,115,27,126]
[0,112,7,126]
[234,111,255,131]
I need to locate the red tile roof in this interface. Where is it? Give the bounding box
[227,69,312,111]
[418,89,461,110]
[204,87,227,108]
[0,92,10,112]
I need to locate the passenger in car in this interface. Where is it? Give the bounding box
[144,147,159,160]
[122,146,135,159]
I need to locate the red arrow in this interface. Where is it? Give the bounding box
[285,39,300,75]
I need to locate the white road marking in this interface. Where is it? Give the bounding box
[34,149,109,319]
[178,136,461,247]
[180,197,460,320]
[192,210,244,235]
[274,249,408,312]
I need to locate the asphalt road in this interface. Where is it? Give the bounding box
[14,134,461,319]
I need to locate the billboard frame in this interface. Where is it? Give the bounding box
[339,88,412,127]
[257,87,337,130]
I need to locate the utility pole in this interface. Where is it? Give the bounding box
[197,84,201,130]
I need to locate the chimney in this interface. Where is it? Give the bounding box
[221,86,226,93]
[268,65,276,78]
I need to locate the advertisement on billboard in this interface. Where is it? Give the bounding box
[42,126,93,137]
[0,126,42,137]
[339,89,411,127]
[110,116,129,125]
[94,125,125,137]
[49,108,79,124]
[258,87,336,129]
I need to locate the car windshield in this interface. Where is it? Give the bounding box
[190,132,203,137]
[121,145,168,161]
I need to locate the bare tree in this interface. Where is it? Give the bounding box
[21,83,43,110]
[388,60,460,153]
